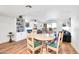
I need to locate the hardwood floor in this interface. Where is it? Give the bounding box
[0,40,28,54]
[60,42,78,54]
[0,39,78,54]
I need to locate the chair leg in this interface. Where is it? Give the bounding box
[32,50,35,54]
[40,46,42,54]
[56,49,58,54]
[46,47,48,54]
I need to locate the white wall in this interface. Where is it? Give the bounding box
[71,16,79,53]
[0,16,16,44]
[0,16,27,43]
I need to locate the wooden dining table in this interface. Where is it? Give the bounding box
[33,34,54,54]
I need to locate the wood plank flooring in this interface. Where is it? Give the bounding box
[0,39,78,54]
[0,40,28,54]
[61,42,78,54]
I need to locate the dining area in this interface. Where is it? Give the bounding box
[26,28,64,54]
[16,14,73,54]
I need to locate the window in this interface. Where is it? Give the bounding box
[47,24,52,28]
[52,23,57,28]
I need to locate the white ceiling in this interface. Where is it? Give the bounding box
[0,5,79,22]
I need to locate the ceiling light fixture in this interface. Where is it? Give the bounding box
[25,5,32,8]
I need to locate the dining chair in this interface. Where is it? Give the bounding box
[47,31,63,54]
[27,32,42,54]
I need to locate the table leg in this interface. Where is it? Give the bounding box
[42,41,47,54]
